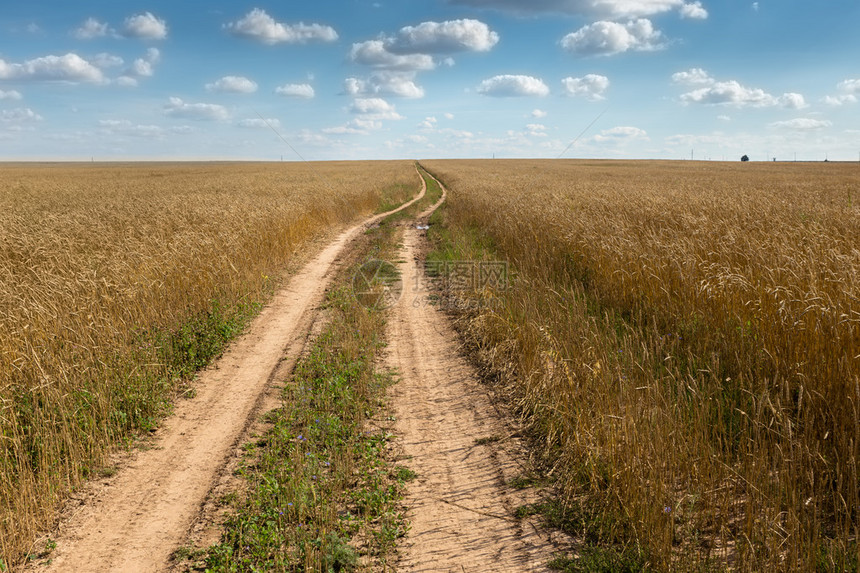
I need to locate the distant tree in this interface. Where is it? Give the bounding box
[741,155,750,162]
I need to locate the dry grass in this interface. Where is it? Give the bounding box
[0,160,417,567]
[421,159,860,571]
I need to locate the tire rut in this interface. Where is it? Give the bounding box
[386,172,565,572]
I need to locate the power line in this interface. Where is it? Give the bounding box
[556,108,608,159]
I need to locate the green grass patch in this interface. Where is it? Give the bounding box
[154,298,262,381]
[200,286,406,572]
[548,546,649,573]
[816,541,859,573]
[194,175,426,572]
[508,474,544,490]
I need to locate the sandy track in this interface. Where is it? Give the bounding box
[386,174,563,572]
[34,177,426,573]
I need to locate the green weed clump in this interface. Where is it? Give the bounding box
[421,159,860,572]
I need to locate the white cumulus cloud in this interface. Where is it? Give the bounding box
[98,119,167,138]
[0,90,22,101]
[837,79,860,93]
[238,118,282,129]
[449,0,700,19]
[779,93,806,109]
[323,117,387,134]
[0,108,42,122]
[477,75,549,97]
[531,109,548,118]
[593,125,648,142]
[132,59,154,77]
[163,97,229,121]
[350,41,435,71]
[561,19,665,56]
[562,74,610,100]
[73,17,111,39]
[681,82,803,108]
[386,19,499,53]
[0,53,104,83]
[671,67,713,85]
[349,98,404,120]
[769,118,832,131]
[419,116,438,129]
[93,53,124,68]
[822,94,858,106]
[123,12,167,40]
[675,70,806,109]
[225,9,337,45]
[822,79,860,106]
[680,2,708,19]
[344,72,425,98]
[206,76,258,94]
[526,123,547,136]
[129,48,160,78]
[275,83,315,98]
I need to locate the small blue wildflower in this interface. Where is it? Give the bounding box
[663,506,672,514]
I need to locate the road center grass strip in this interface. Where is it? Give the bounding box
[201,285,406,571]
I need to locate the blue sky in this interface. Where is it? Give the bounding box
[1,0,858,161]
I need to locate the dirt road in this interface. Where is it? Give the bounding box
[34,177,426,573]
[386,173,564,571]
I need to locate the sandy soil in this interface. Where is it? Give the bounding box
[30,176,426,573]
[385,176,566,572]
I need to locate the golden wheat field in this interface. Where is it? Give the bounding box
[0,160,417,564]
[421,159,860,572]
